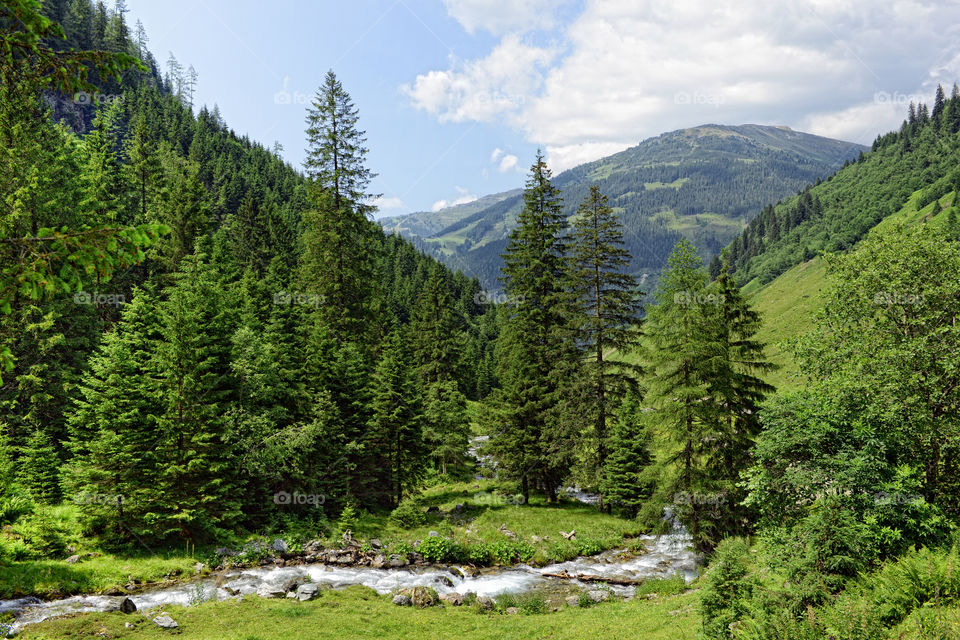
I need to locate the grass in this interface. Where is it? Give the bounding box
[18,585,699,640]
[0,478,647,599]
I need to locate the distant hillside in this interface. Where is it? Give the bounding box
[388,124,865,288]
[729,93,960,285]
[379,189,521,240]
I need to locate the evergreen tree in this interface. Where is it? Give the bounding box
[567,185,642,498]
[600,393,652,518]
[366,330,424,507]
[17,428,61,504]
[409,262,464,386]
[422,379,470,476]
[488,151,571,503]
[299,70,379,341]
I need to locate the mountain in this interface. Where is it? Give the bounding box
[383,124,866,288]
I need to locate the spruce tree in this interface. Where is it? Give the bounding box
[567,185,642,497]
[600,393,652,518]
[299,70,380,341]
[489,151,571,503]
[422,379,470,476]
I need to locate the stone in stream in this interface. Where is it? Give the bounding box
[587,590,610,603]
[119,597,137,614]
[392,594,412,606]
[153,615,178,629]
[296,583,320,602]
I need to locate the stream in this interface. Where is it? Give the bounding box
[0,531,696,634]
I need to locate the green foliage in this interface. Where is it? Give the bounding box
[415,536,465,563]
[389,499,426,529]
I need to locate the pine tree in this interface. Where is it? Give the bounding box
[17,428,61,504]
[600,394,652,518]
[409,262,464,386]
[567,185,642,496]
[123,113,160,223]
[932,84,946,131]
[488,151,571,503]
[81,99,128,222]
[641,239,717,553]
[366,330,424,507]
[299,70,380,341]
[422,379,470,476]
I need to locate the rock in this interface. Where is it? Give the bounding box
[388,554,408,568]
[342,530,360,548]
[560,529,577,540]
[448,567,465,579]
[587,590,609,603]
[498,524,517,539]
[256,584,287,599]
[271,538,289,553]
[370,538,383,550]
[565,595,580,607]
[433,575,454,588]
[125,622,134,629]
[215,546,237,557]
[505,607,519,615]
[401,586,439,608]
[439,592,463,606]
[153,615,178,629]
[119,597,137,614]
[531,535,546,544]
[476,596,495,610]
[392,594,412,606]
[370,554,387,569]
[410,552,425,564]
[297,583,320,602]
[302,540,325,555]
[428,530,439,537]
[286,591,297,599]
[193,562,205,573]
[333,551,355,564]
[104,587,123,596]
[65,554,81,564]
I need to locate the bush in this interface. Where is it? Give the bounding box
[416,536,465,563]
[389,499,426,529]
[699,537,756,640]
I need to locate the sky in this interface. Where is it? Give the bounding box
[126,0,960,218]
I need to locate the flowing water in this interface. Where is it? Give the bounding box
[0,531,697,634]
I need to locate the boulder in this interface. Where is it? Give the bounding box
[296,583,320,602]
[214,546,237,557]
[587,590,609,603]
[476,596,494,610]
[388,554,408,568]
[439,592,463,606]
[400,586,439,608]
[369,538,383,550]
[153,615,178,629]
[370,554,387,569]
[565,595,580,607]
[286,591,297,599]
[65,555,81,564]
[392,594,412,606]
[119,597,137,614]
[271,538,289,554]
[256,584,287,599]
[505,607,519,615]
[428,530,440,537]
[410,552,425,565]
[433,575,454,588]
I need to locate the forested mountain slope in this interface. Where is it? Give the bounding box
[387,124,865,288]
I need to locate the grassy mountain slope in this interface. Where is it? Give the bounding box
[394,125,864,288]
[379,188,521,240]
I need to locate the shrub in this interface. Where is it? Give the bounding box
[389,499,426,529]
[699,537,756,640]
[416,536,465,563]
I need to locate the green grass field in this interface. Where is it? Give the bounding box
[18,585,699,640]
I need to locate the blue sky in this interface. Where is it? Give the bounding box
[126,0,960,218]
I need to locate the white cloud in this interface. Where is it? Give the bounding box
[373,196,405,210]
[490,147,503,162]
[432,186,478,211]
[498,153,519,172]
[441,0,571,35]
[402,34,556,124]
[407,0,960,172]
